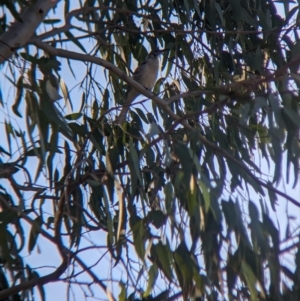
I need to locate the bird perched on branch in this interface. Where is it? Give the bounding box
[115,49,168,125]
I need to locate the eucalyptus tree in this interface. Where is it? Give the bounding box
[0,1,300,301]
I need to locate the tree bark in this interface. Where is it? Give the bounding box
[0,0,60,63]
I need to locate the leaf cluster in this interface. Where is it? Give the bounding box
[1,0,300,301]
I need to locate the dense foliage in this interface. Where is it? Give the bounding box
[0,0,300,300]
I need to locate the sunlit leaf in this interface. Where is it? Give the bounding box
[143,263,158,297]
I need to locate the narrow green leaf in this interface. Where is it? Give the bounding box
[0,224,11,263]
[65,31,87,53]
[144,263,158,297]
[198,180,210,213]
[65,113,82,120]
[40,97,74,141]
[242,260,264,301]
[129,138,143,184]
[118,282,126,301]
[173,142,192,188]
[130,217,146,260]
[174,242,193,291]
[152,241,173,282]
[5,120,13,154]
[12,76,23,117]
[28,217,43,253]
[282,107,300,127]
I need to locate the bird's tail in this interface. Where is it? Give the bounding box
[115,89,138,125]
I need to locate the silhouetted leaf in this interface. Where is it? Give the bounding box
[28,217,43,253]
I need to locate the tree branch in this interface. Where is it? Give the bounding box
[0,260,68,300]
[0,193,108,299]
[0,0,61,63]
[28,39,300,209]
